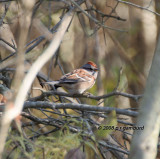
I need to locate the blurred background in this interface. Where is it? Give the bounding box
[0,0,159,108]
[0,0,160,107]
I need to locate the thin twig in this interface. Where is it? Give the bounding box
[69,0,127,32]
[80,7,126,21]
[117,0,160,16]
[28,90,143,102]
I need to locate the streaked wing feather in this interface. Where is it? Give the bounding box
[59,69,91,84]
[59,78,79,84]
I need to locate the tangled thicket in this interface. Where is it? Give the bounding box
[0,0,160,159]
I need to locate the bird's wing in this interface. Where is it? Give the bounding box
[59,69,92,84]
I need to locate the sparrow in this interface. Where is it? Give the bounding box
[44,61,98,94]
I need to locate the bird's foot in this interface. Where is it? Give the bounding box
[83,92,92,97]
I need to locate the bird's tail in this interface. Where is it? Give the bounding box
[43,81,59,85]
[41,81,61,89]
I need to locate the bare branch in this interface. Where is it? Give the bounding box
[79,7,126,21]
[0,38,16,51]
[22,101,138,117]
[29,90,143,102]
[69,0,127,32]
[117,0,160,16]
[1,8,74,127]
[99,140,129,155]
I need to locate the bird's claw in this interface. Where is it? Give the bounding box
[83,92,92,97]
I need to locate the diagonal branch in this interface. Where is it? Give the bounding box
[0,7,74,158]
[69,0,127,32]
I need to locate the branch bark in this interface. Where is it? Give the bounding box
[22,101,138,117]
[129,34,160,159]
[28,90,142,101]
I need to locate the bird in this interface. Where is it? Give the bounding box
[44,61,98,94]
